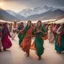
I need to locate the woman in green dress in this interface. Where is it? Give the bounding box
[32,20,47,60]
[55,24,64,53]
[18,22,24,45]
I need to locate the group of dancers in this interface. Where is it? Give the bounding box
[0,20,64,60]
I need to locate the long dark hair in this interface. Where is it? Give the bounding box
[37,20,42,29]
[27,20,32,27]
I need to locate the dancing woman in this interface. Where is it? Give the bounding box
[18,22,24,45]
[20,20,34,57]
[55,24,64,53]
[2,23,12,51]
[32,20,47,60]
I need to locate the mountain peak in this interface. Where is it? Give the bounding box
[18,5,55,17]
[21,8,32,12]
[0,7,64,21]
[54,9,63,11]
[44,5,49,9]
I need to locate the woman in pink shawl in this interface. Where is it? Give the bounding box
[2,23,12,51]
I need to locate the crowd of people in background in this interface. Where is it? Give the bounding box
[0,20,64,60]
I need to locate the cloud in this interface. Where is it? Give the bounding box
[1,0,64,8]
[0,0,64,12]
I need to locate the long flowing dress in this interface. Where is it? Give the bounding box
[18,25,31,45]
[48,26,54,43]
[20,25,33,54]
[55,26,64,52]
[18,25,24,45]
[2,26,12,49]
[32,26,47,57]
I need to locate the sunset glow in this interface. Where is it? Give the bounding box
[0,1,28,12]
[0,2,7,10]
[0,0,64,12]
[0,2,4,7]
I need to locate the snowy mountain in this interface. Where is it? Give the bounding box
[26,9,64,20]
[0,6,64,21]
[18,5,56,17]
[18,8,32,17]
[6,10,17,16]
[6,10,25,20]
[0,8,20,21]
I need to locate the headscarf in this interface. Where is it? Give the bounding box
[2,23,10,37]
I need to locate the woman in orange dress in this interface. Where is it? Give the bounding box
[20,20,34,57]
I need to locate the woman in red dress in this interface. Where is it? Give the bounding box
[2,23,12,51]
[20,20,34,57]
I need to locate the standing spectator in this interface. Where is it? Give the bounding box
[12,21,17,40]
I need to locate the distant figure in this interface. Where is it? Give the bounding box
[48,25,54,43]
[0,24,3,52]
[8,23,12,32]
[53,24,58,39]
[12,21,17,40]
[20,20,34,57]
[2,23,12,51]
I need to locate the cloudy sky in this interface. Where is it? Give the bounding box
[0,0,64,12]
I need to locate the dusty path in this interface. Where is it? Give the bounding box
[0,35,64,64]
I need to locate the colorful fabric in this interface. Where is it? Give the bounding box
[20,25,33,54]
[0,38,2,49]
[55,27,64,52]
[2,35,12,49]
[32,26,47,57]
[18,25,31,45]
[30,41,36,50]
[18,33,25,45]
[2,24,12,49]
[18,25,24,45]
[48,29,54,43]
